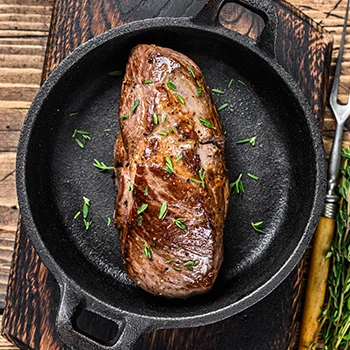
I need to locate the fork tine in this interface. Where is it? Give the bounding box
[330,0,350,115]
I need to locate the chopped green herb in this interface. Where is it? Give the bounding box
[198,117,215,129]
[159,203,167,220]
[83,219,92,230]
[108,70,123,76]
[217,103,228,111]
[143,79,152,84]
[196,88,203,95]
[196,80,201,88]
[172,266,182,271]
[166,81,177,91]
[74,211,81,219]
[76,130,89,135]
[107,217,111,226]
[183,260,199,271]
[228,79,234,89]
[188,66,196,78]
[173,218,187,232]
[131,100,140,113]
[158,131,168,136]
[82,197,90,219]
[176,247,183,251]
[175,154,182,162]
[212,88,225,94]
[144,186,148,196]
[153,112,158,125]
[247,173,259,180]
[104,128,111,132]
[144,245,152,259]
[238,79,246,85]
[137,203,148,215]
[190,168,206,189]
[230,174,244,194]
[165,259,172,264]
[251,221,264,233]
[120,115,129,119]
[176,94,185,105]
[168,126,174,134]
[72,129,77,138]
[128,180,134,200]
[164,156,175,174]
[70,111,79,116]
[93,159,114,172]
[236,136,256,147]
[161,114,167,123]
[75,138,84,148]
[137,216,143,227]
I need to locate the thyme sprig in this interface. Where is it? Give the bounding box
[72,129,90,148]
[236,136,256,146]
[93,159,114,172]
[190,168,206,189]
[251,221,264,233]
[164,157,175,174]
[173,218,187,232]
[230,174,244,194]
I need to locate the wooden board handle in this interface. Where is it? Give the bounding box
[298,216,336,349]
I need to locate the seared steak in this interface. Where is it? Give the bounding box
[114,44,230,298]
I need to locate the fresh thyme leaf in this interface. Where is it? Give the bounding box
[196,80,201,88]
[137,203,148,215]
[190,168,206,189]
[161,114,167,123]
[168,126,174,134]
[176,247,182,251]
[165,259,172,264]
[251,221,264,233]
[82,196,90,219]
[107,217,111,226]
[83,219,92,230]
[131,100,140,113]
[93,159,114,172]
[247,173,259,180]
[183,260,199,271]
[159,203,167,220]
[175,154,182,162]
[120,115,129,119]
[230,174,244,194]
[75,138,84,148]
[228,79,233,88]
[217,103,228,111]
[188,66,196,78]
[108,70,123,76]
[104,128,111,132]
[212,88,225,94]
[196,88,203,95]
[74,211,81,219]
[72,129,77,137]
[153,113,158,125]
[238,79,246,85]
[173,218,187,232]
[144,245,152,259]
[236,136,256,147]
[172,266,182,271]
[198,117,215,129]
[144,186,148,196]
[176,94,185,105]
[164,156,175,174]
[143,79,152,84]
[137,216,143,227]
[166,81,177,91]
[70,111,79,116]
[76,130,89,135]
[158,131,168,136]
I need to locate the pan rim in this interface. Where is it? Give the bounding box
[16,16,326,327]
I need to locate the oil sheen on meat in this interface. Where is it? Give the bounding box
[114,44,230,298]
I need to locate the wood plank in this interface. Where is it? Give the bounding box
[0,108,27,131]
[0,54,44,69]
[0,21,50,31]
[0,68,42,85]
[0,37,47,45]
[0,14,51,23]
[0,83,39,102]
[0,5,52,15]
[0,30,49,37]
[0,152,17,210]
[0,0,52,5]
[0,101,31,109]
[0,131,19,152]
[0,45,45,55]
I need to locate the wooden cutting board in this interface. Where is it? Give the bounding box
[1,1,332,349]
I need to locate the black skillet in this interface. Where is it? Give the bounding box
[16,0,326,348]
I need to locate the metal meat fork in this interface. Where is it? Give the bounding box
[299,1,350,348]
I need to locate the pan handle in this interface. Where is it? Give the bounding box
[192,0,277,58]
[56,283,150,350]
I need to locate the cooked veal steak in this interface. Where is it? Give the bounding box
[114,44,230,298]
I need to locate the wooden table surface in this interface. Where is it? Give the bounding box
[0,0,349,348]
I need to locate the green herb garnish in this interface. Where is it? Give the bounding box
[166,81,177,91]
[104,128,111,132]
[198,117,215,129]
[196,88,203,95]
[175,154,182,162]
[93,159,114,172]
[143,79,152,84]
[168,126,174,134]
[158,131,168,136]
[82,197,90,219]
[128,180,134,200]
[228,79,233,88]
[137,203,148,215]
[247,173,259,180]
[165,259,172,264]
[251,221,264,233]
[161,114,167,123]
[108,70,123,76]
[159,203,167,220]
[107,217,111,226]
[212,88,224,94]
[74,211,81,219]
[144,245,152,259]
[173,218,187,232]
[230,174,244,194]
[183,260,199,271]
[190,168,206,189]
[131,100,140,113]
[188,66,196,78]
[70,111,79,116]
[120,115,129,119]
[83,219,92,230]
[172,266,182,271]
[137,216,143,227]
[153,113,158,125]
[75,138,84,148]
[236,136,256,147]
[238,79,246,85]
[217,103,228,111]
[164,156,175,174]
[144,186,148,196]
[176,94,185,105]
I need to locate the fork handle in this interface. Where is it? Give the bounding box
[298,216,336,350]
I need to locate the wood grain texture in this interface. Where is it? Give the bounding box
[0,0,333,349]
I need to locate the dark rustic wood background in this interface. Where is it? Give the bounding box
[0,0,348,348]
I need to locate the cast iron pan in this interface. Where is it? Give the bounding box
[16,0,326,349]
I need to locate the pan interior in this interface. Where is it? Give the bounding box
[24,25,319,319]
